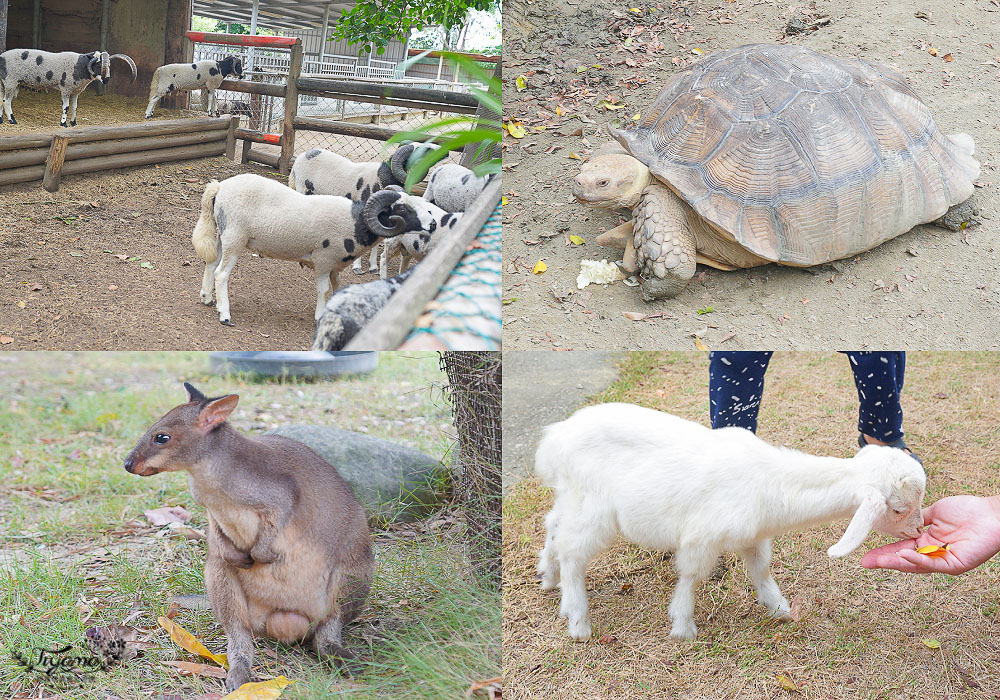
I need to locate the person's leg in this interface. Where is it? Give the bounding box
[845,351,905,443]
[844,352,920,464]
[709,352,773,432]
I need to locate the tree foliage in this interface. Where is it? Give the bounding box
[333,0,499,53]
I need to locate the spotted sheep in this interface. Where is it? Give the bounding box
[145,56,244,118]
[377,188,464,278]
[422,163,495,213]
[192,173,457,326]
[287,144,423,274]
[312,266,416,350]
[0,49,136,126]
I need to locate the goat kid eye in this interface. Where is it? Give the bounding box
[154,433,170,445]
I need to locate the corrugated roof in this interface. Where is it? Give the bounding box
[192,0,359,31]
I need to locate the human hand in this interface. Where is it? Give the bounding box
[861,495,1000,575]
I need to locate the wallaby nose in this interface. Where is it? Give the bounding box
[123,456,135,473]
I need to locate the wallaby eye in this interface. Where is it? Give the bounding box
[893,508,906,515]
[154,433,170,445]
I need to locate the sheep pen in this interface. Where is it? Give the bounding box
[0,97,393,350]
[503,351,1000,699]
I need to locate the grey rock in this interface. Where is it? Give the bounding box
[265,424,447,525]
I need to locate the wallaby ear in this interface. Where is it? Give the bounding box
[828,488,886,558]
[184,382,207,403]
[195,394,239,432]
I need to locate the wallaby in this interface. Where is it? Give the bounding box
[124,383,374,691]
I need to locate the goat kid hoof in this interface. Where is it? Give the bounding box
[669,623,698,640]
[70,121,76,127]
[567,620,592,641]
[220,319,235,327]
[9,118,16,124]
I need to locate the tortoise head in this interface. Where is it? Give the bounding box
[572,152,651,210]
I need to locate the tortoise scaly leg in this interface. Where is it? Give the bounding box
[634,183,696,301]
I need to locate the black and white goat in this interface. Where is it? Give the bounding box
[423,164,494,213]
[0,49,136,126]
[192,174,455,326]
[145,56,244,118]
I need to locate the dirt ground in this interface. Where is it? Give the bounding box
[503,351,1000,699]
[501,0,1000,350]
[0,95,386,351]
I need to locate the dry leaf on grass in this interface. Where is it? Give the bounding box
[223,676,295,699]
[776,674,799,692]
[922,638,941,649]
[144,506,191,526]
[466,676,502,698]
[163,661,228,679]
[157,616,228,667]
[789,595,803,622]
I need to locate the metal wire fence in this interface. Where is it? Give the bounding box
[192,42,482,163]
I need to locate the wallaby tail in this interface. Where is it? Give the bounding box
[192,180,222,263]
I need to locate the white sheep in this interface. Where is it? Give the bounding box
[422,163,494,213]
[312,266,416,350]
[0,49,136,126]
[535,403,925,641]
[192,173,453,326]
[145,56,244,118]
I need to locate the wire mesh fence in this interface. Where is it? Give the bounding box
[192,41,486,163]
[441,351,501,587]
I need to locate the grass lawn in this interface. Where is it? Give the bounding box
[503,352,1000,699]
[0,352,500,699]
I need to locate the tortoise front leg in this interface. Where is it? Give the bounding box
[633,183,697,301]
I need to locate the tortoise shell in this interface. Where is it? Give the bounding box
[613,44,980,265]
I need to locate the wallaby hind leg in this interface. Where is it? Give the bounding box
[313,616,362,675]
[205,561,256,690]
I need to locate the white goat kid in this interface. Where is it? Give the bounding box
[145,56,244,118]
[192,174,443,326]
[535,403,925,641]
[0,49,136,126]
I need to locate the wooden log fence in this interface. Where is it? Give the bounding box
[0,32,490,186]
[0,116,236,191]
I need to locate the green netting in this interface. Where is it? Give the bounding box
[404,202,502,349]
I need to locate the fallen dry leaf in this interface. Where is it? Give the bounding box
[224,676,295,700]
[466,676,502,699]
[144,506,192,526]
[922,638,942,649]
[162,661,228,679]
[623,311,647,321]
[532,260,547,274]
[158,616,228,668]
[777,674,799,692]
[789,595,803,622]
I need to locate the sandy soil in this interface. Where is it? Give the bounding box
[502,0,1000,350]
[0,96,386,351]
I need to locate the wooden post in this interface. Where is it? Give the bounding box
[279,38,302,174]
[42,135,68,192]
[0,0,8,54]
[96,0,110,95]
[241,138,252,164]
[226,116,239,160]
[31,0,40,48]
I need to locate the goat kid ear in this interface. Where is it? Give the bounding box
[827,488,886,558]
[194,394,239,433]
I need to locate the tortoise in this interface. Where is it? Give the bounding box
[572,43,981,301]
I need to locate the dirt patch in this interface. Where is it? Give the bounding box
[502,0,1000,350]
[0,96,387,350]
[503,351,1000,698]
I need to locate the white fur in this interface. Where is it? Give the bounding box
[191,174,442,325]
[535,403,926,641]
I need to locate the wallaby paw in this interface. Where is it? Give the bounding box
[249,545,277,564]
[224,667,255,692]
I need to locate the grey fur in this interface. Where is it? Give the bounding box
[312,266,416,350]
